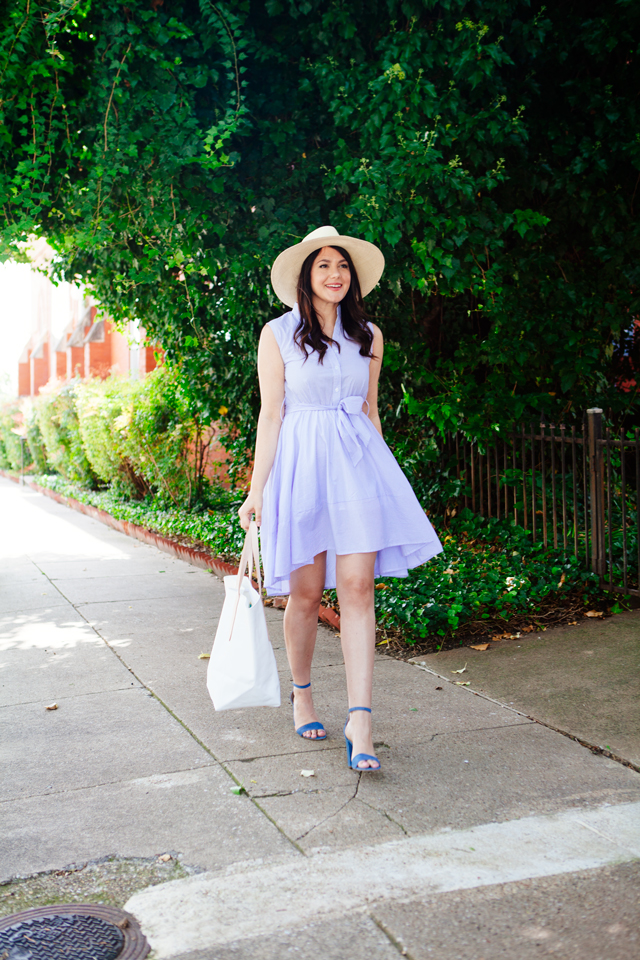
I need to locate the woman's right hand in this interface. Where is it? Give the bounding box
[238,490,263,531]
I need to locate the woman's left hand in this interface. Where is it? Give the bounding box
[238,489,263,531]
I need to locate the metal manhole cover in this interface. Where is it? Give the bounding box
[0,904,149,960]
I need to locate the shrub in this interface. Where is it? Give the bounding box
[0,401,30,472]
[34,380,96,485]
[115,365,215,508]
[75,377,148,497]
[24,402,49,473]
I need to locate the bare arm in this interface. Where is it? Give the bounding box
[238,325,285,530]
[364,324,384,437]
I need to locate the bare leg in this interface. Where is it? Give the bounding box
[336,552,379,769]
[284,552,327,739]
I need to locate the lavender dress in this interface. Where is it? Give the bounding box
[261,305,443,596]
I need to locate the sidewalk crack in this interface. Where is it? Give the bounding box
[369,912,417,958]
[358,798,409,836]
[294,776,361,842]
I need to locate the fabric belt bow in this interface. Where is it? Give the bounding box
[285,396,371,467]
[336,395,371,467]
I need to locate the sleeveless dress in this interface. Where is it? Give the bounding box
[261,305,443,596]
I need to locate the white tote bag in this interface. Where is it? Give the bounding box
[207,521,281,710]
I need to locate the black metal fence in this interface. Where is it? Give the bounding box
[441,408,640,596]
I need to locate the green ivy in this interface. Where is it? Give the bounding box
[33,473,246,562]
[1,0,639,489]
[369,513,602,645]
[31,473,603,646]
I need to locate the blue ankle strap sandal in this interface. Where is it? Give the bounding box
[344,706,381,771]
[290,682,327,740]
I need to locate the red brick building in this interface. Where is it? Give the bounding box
[16,241,158,397]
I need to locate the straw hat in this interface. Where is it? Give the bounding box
[270,226,385,307]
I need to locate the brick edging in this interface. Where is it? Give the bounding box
[1,470,340,630]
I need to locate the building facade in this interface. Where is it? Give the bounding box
[16,240,158,397]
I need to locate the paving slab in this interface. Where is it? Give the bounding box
[356,723,640,836]
[54,570,218,607]
[0,559,43,583]
[237,722,640,852]
[1,486,137,563]
[174,914,401,960]
[1,767,297,880]
[39,555,197,580]
[258,790,407,852]
[0,687,214,801]
[124,801,640,958]
[0,583,68,615]
[78,599,344,763]
[412,612,640,766]
[371,859,640,960]
[0,608,129,706]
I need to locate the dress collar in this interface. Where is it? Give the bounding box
[292,303,342,337]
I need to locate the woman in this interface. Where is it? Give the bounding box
[239,226,442,771]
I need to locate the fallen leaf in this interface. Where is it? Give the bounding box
[452,664,467,674]
[45,702,58,711]
[158,854,171,862]
[585,610,604,618]
[521,625,535,633]
[300,769,315,778]
[198,652,210,659]
[557,572,566,588]
[454,681,471,686]
[569,621,578,625]
[470,643,490,651]
[435,686,443,690]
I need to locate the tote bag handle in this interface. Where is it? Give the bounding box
[227,521,262,640]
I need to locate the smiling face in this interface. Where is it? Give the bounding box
[309,246,351,310]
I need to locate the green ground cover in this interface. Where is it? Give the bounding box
[30,473,605,649]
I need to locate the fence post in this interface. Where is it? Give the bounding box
[587,408,604,578]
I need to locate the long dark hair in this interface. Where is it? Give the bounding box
[294,245,374,363]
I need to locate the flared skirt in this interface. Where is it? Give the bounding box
[261,411,443,595]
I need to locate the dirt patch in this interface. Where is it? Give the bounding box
[0,855,200,919]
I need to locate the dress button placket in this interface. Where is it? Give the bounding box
[333,342,341,401]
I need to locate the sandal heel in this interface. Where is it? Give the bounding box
[343,706,381,771]
[291,682,326,740]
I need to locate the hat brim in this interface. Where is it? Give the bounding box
[271,234,385,308]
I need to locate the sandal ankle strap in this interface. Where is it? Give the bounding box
[292,682,311,689]
[348,706,371,713]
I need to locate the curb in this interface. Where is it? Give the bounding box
[1,470,341,630]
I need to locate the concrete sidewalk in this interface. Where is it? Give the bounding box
[1,475,639,959]
[410,610,640,770]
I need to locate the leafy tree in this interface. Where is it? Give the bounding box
[1,0,639,483]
